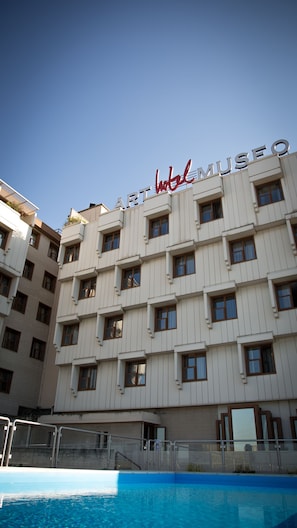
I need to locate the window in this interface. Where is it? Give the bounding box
[212,293,237,321]
[78,366,97,391]
[12,291,28,314]
[276,281,297,310]
[293,224,297,248]
[0,368,13,393]
[61,324,79,346]
[2,327,21,352]
[0,227,9,250]
[48,242,59,261]
[64,243,80,263]
[182,353,207,382]
[23,260,34,280]
[30,338,46,361]
[230,237,256,264]
[0,272,11,297]
[125,360,146,387]
[104,315,123,339]
[149,215,169,238]
[256,180,284,206]
[155,305,177,331]
[200,199,223,223]
[36,302,51,324]
[121,266,141,289]
[245,344,276,375]
[29,230,40,248]
[173,253,195,277]
[42,271,56,293]
[79,277,96,299]
[102,231,120,252]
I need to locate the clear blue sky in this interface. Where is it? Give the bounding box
[1,0,296,231]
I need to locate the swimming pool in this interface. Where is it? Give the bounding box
[0,468,296,528]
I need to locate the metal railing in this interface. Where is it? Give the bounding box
[1,417,297,474]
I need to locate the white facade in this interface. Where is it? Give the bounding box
[44,152,297,444]
[0,181,60,417]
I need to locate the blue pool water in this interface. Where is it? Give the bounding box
[0,469,296,528]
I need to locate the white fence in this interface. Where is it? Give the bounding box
[1,416,297,474]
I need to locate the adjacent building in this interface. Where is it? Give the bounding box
[0,181,60,418]
[40,151,297,447]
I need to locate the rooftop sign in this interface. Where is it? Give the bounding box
[115,138,290,209]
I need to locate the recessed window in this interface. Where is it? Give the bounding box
[200,199,223,223]
[230,237,256,264]
[48,242,59,261]
[79,277,96,299]
[0,272,11,297]
[155,305,177,331]
[104,315,123,339]
[102,231,120,252]
[173,253,195,277]
[30,338,46,361]
[212,293,237,322]
[36,302,51,324]
[78,366,97,391]
[293,224,297,248]
[23,260,34,280]
[125,360,146,387]
[64,243,80,263]
[149,215,169,238]
[245,344,276,375]
[182,353,207,382]
[61,323,79,346]
[0,368,13,393]
[122,266,141,289]
[29,230,40,248]
[256,180,284,206]
[2,327,21,352]
[0,227,9,250]
[42,271,56,293]
[12,291,28,314]
[276,281,297,310]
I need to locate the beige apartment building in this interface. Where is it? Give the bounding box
[0,181,60,418]
[41,151,297,446]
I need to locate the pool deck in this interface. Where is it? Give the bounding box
[0,467,296,497]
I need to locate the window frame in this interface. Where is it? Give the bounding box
[155,304,177,332]
[79,277,97,299]
[200,198,223,224]
[61,323,79,346]
[2,327,21,352]
[63,243,80,263]
[29,230,40,249]
[230,237,257,264]
[12,291,28,314]
[0,272,11,297]
[102,230,120,252]
[121,266,141,290]
[245,343,276,376]
[211,293,237,322]
[30,338,46,361]
[173,252,195,278]
[78,365,97,391]
[0,368,13,393]
[182,352,207,382]
[125,360,146,387]
[149,215,169,239]
[0,226,9,250]
[256,179,284,207]
[104,315,123,340]
[23,260,34,280]
[42,271,56,293]
[275,281,297,311]
[36,302,52,324]
[48,242,59,261]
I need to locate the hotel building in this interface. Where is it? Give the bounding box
[42,151,297,446]
[0,181,60,418]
